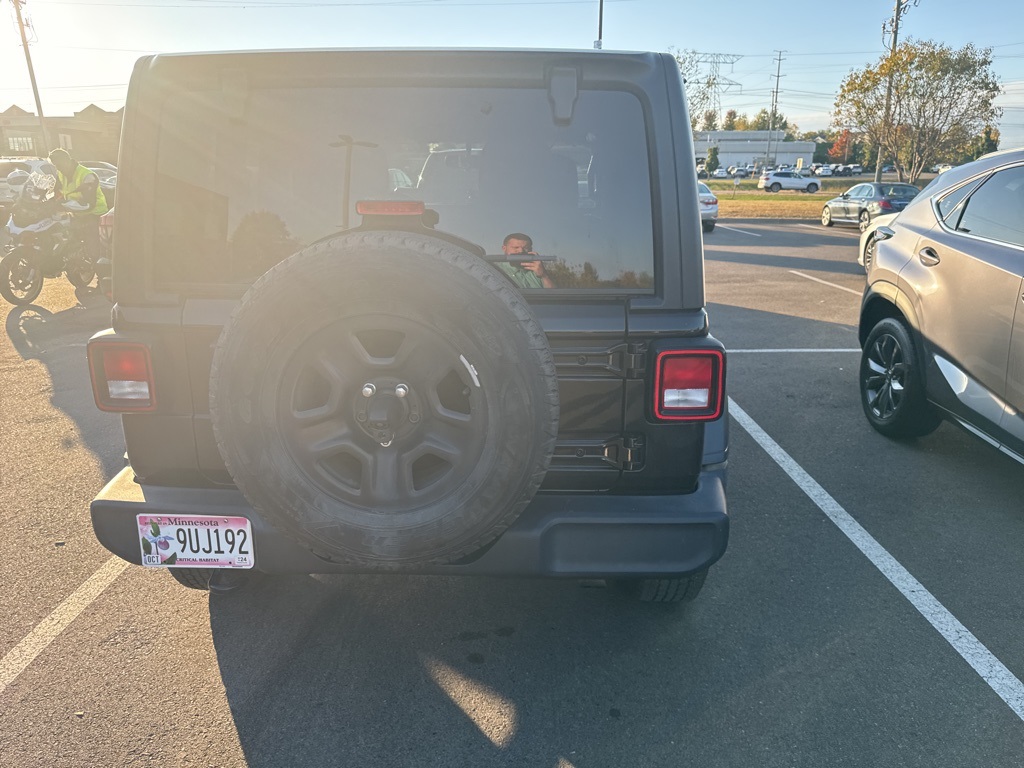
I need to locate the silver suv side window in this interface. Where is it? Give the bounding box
[954,166,1024,248]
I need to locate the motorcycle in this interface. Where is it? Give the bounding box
[1,173,96,306]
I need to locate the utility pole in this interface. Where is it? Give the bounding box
[594,0,603,49]
[765,51,785,168]
[874,0,918,182]
[11,0,50,154]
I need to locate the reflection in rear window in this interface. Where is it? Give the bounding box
[154,85,655,291]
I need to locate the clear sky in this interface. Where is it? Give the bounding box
[2,0,1023,149]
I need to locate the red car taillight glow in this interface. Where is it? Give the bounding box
[653,350,725,421]
[87,341,156,412]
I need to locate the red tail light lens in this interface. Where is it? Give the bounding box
[653,350,724,421]
[87,341,156,412]
[878,199,893,210]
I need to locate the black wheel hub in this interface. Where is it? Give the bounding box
[353,379,422,447]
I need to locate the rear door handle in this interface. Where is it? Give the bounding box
[919,247,940,267]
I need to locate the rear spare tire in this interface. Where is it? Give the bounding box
[210,231,559,566]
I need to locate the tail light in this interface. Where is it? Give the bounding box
[87,340,156,412]
[878,199,893,211]
[653,350,724,421]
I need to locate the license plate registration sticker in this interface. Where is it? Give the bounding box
[137,515,254,569]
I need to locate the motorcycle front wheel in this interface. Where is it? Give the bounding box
[65,243,96,289]
[0,247,44,305]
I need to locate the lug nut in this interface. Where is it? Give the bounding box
[361,383,376,398]
[395,384,409,398]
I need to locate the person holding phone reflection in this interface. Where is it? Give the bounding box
[497,232,554,288]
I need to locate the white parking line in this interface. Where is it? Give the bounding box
[0,556,128,695]
[729,397,1024,722]
[716,225,762,237]
[789,269,862,296]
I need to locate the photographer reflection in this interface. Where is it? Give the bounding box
[496,232,554,289]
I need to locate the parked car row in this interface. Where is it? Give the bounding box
[808,163,863,176]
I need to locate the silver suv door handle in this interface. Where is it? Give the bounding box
[919,247,940,267]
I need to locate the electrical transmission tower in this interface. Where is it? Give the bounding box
[693,52,742,124]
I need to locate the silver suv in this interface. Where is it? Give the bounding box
[858,147,1024,463]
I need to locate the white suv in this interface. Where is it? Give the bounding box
[757,169,819,193]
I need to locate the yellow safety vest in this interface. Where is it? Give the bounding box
[60,164,108,216]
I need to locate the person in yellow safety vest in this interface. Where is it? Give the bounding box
[47,148,108,266]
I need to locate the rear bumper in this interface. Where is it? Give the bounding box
[91,466,729,578]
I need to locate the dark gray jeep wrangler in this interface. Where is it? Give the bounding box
[87,48,729,602]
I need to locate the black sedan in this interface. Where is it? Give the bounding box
[820,181,919,231]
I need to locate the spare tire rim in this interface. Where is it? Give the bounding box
[277,313,489,512]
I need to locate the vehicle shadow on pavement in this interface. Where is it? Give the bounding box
[3,290,124,481]
[705,249,866,277]
[209,574,716,768]
[707,302,859,352]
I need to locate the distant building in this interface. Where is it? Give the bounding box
[1,104,122,162]
[694,130,816,170]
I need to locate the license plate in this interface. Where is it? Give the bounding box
[137,515,254,569]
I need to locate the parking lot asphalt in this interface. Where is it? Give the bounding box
[2,223,1024,767]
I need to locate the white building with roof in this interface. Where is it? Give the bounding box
[694,130,816,170]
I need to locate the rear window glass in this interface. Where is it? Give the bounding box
[153,84,655,291]
[881,184,918,198]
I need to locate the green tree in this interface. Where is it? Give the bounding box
[834,40,1001,182]
[750,109,772,131]
[705,145,720,174]
[722,109,738,130]
[972,125,1000,159]
[750,108,794,137]
[701,110,719,131]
